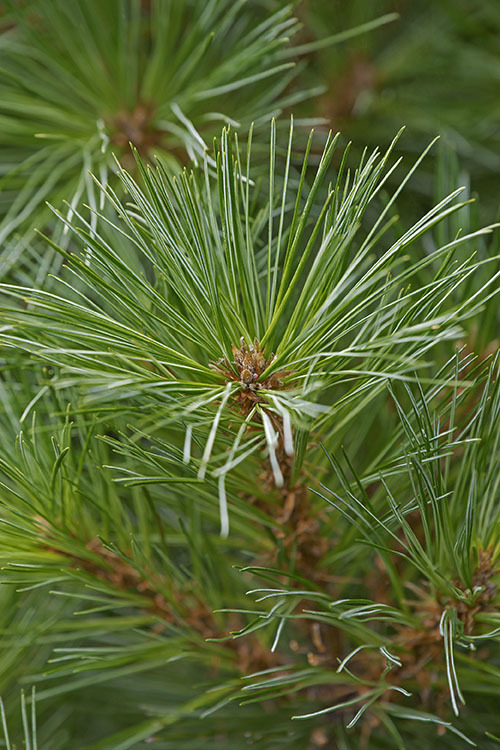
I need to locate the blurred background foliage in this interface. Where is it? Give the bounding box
[297,0,500,221]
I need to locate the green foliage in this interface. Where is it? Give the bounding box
[0,0,394,278]
[0,2,500,748]
[220,355,500,746]
[299,0,500,220]
[2,123,498,536]
[0,0,303,262]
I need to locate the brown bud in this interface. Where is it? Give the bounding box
[241,368,253,384]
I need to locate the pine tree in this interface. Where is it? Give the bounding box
[0,2,499,749]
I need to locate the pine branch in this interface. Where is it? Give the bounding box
[0,0,396,271]
[0,0,301,257]
[1,123,498,538]
[0,5,499,745]
[229,355,500,746]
